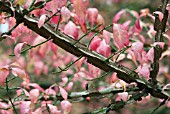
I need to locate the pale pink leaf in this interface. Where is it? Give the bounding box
[153,42,165,49]
[28,83,44,92]
[22,89,30,97]
[20,101,31,114]
[113,24,130,50]
[64,21,79,40]
[96,14,105,30]
[160,49,170,60]
[61,100,72,114]
[61,7,71,22]
[14,42,27,57]
[62,77,68,86]
[59,86,68,100]
[140,8,150,16]
[0,66,9,86]
[166,4,170,14]
[66,82,73,91]
[45,88,56,96]
[29,89,40,103]
[38,14,46,28]
[116,92,128,102]
[130,10,139,18]
[103,30,111,44]
[11,67,27,80]
[87,8,99,26]
[137,63,150,80]
[153,11,164,22]
[131,42,144,54]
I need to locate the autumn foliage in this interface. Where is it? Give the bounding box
[0,0,170,114]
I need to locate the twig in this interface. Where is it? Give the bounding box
[150,99,166,114]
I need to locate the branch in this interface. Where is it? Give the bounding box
[38,87,140,101]
[151,0,169,84]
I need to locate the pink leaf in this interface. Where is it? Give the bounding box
[122,20,131,30]
[14,42,27,57]
[75,57,86,71]
[51,16,60,24]
[0,66,9,86]
[72,0,88,33]
[137,51,148,65]
[112,24,130,50]
[64,21,79,40]
[66,82,73,91]
[59,86,68,100]
[32,108,42,114]
[20,101,32,114]
[34,60,44,76]
[127,50,138,66]
[38,14,46,28]
[110,72,118,83]
[96,40,111,57]
[137,63,150,80]
[131,42,144,54]
[45,88,56,96]
[72,0,89,24]
[113,10,125,23]
[48,104,61,114]
[147,48,154,62]
[87,8,99,26]
[131,42,149,65]
[61,7,71,23]
[134,19,142,33]
[61,100,72,114]
[90,36,101,51]
[103,30,111,44]
[88,63,101,78]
